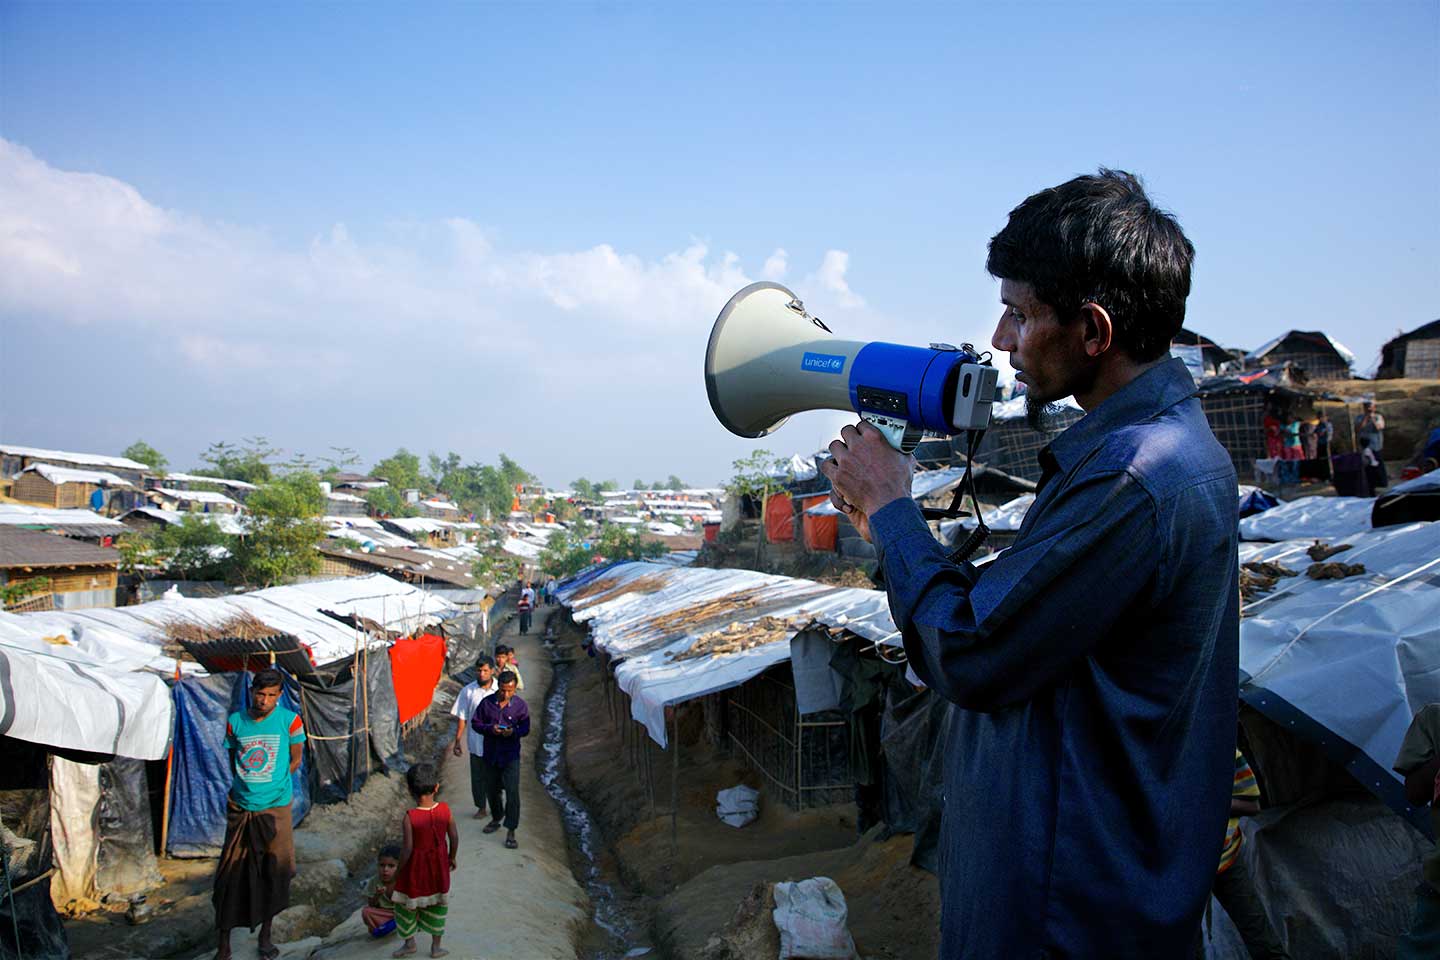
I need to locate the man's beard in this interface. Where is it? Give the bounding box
[1025,396,1065,432]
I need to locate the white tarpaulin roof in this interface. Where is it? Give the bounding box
[0,444,150,473]
[22,463,134,488]
[123,507,248,536]
[154,487,239,507]
[558,561,897,746]
[384,517,456,533]
[0,640,173,760]
[0,505,128,534]
[163,472,257,491]
[1239,496,1375,542]
[0,574,456,671]
[1245,331,1356,365]
[1238,520,1440,828]
[502,537,545,560]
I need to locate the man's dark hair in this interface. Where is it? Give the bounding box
[496,670,517,687]
[378,843,402,861]
[987,168,1194,362]
[406,762,440,800]
[252,668,284,692]
[494,644,511,656]
[474,654,495,671]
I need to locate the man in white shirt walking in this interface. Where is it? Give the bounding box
[450,655,499,819]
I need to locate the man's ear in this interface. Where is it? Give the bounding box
[1078,302,1114,358]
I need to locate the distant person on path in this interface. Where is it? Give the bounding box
[1281,416,1303,460]
[1394,704,1440,959]
[450,656,499,819]
[213,669,306,960]
[495,644,525,690]
[1300,417,1316,460]
[517,582,536,634]
[1315,411,1334,460]
[472,671,530,850]
[362,845,401,938]
[1197,749,1291,959]
[545,576,557,605]
[391,763,458,959]
[1356,401,1386,455]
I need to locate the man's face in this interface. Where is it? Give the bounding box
[377,856,399,886]
[498,680,517,700]
[478,663,493,685]
[991,279,1094,408]
[251,684,282,717]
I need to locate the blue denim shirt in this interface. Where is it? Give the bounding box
[870,358,1239,959]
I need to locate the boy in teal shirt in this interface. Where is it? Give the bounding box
[213,669,306,960]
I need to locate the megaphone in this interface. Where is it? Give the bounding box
[705,282,999,453]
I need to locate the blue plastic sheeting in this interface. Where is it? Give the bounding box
[167,671,311,858]
[1238,487,1279,519]
[1238,520,1440,834]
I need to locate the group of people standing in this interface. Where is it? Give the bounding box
[514,576,558,634]
[1263,408,1334,461]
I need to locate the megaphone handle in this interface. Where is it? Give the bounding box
[861,413,921,454]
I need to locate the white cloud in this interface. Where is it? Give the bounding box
[762,248,788,280]
[0,139,881,481]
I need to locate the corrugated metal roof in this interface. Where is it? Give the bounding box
[0,505,128,537]
[0,527,121,568]
[153,487,240,507]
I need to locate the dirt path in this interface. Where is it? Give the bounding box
[298,614,590,960]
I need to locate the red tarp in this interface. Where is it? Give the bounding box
[801,495,839,551]
[703,522,720,542]
[388,633,446,724]
[765,492,796,542]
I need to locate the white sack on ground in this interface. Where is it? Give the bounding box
[1238,496,1375,542]
[716,785,760,828]
[772,876,858,960]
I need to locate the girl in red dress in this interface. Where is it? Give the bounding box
[390,763,459,958]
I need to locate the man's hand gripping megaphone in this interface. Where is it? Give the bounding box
[819,420,915,544]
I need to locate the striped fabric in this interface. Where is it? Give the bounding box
[1218,750,1260,874]
[393,902,448,938]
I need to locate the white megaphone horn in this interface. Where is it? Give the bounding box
[705,282,999,453]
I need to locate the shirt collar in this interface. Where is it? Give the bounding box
[1043,356,1198,477]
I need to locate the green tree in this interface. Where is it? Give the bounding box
[632,478,645,492]
[666,475,685,491]
[598,479,619,492]
[571,477,599,501]
[198,437,277,484]
[230,473,326,587]
[726,449,787,567]
[538,521,667,579]
[319,446,361,477]
[123,440,168,472]
[154,516,234,579]
[371,448,424,491]
[364,485,417,518]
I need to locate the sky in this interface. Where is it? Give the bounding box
[1,2,1436,487]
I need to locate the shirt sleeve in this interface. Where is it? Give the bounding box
[869,468,1159,712]
[288,713,306,744]
[1395,705,1440,774]
[472,699,496,735]
[513,701,531,739]
[450,687,470,719]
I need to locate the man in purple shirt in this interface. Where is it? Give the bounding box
[471,671,529,849]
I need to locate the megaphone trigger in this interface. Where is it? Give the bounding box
[705,282,997,452]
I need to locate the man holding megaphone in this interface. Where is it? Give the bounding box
[820,171,1239,958]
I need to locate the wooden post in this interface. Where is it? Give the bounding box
[158,661,181,858]
[346,632,360,800]
[362,633,372,784]
[670,709,679,862]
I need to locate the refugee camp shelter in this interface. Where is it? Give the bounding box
[316,543,478,589]
[557,561,897,817]
[151,472,257,502]
[147,486,242,514]
[0,504,129,543]
[0,444,150,486]
[324,490,370,516]
[1244,330,1355,381]
[381,516,458,547]
[10,464,135,512]
[1172,327,1237,376]
[117,506,248,538]
[1193,369,1323,480]
[0,527,121,611]
[1378,318,1440,381]
[419,498,461,519]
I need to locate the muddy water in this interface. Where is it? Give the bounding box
[539,660,654,960]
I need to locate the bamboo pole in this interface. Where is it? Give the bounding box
[159,660,181,858]
[362,633,371,784]
[670,709,679,862]
[347,629,361,800]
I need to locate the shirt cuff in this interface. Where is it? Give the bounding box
[868,496,932,561]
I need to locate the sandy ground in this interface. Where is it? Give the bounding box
[298,615,590,960]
